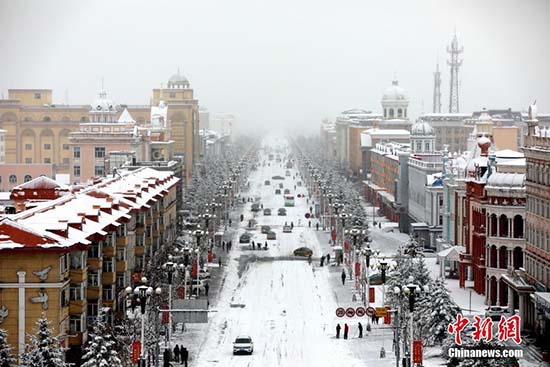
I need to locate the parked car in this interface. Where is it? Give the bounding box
[261,225,271,234]
[264,180,271,186]
[283,189,290,194]
[198,269,210,279]
[183,279,206,294]
[272,175,284,180]
[293,247,313,257]
[485,306,509,321]
[267,231,276,240]
[279,183,284,188]
[263,208,272,216]
[275,189,281,195]
[239,233,251,243]
[283,225,292,233]
[251,203,261,212]
[285,170,291,176]
[278,208,287,216]
[233,336,254,355]
[247,218,257,228]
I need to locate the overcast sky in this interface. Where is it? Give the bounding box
[0,0,549,135]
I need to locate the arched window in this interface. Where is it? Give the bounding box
[499,214,509,237]
[80,116,89,122]
[389,109,394,118]
[398,108,403,118]
[24,175,32,182]
[513,215,523,238]
[42,116,52,122]
[489,214,497,236]
[9,174,17,183]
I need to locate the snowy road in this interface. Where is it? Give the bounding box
[191,140,379,367]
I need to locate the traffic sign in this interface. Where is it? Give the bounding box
[366,307,375,317]
[305,213,311,219]
[345,307,356,318]
[336,307,345,318]
[375,307,388,317]
[355,307,366,317]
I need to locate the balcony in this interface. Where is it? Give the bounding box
[146,217,153,225]
[102,272,116,285]
[69,330,88,347]
[145,237,152,246]
[486,236,524,248]
[103,246,115,258]
[116,236,128,247]
[69,268,88,283]
[69,299,86,315]
[102,299,115,309]
[87,258,102,271]
[136,226,145,235]
[153,230,161,238]
[135,246,145,256]
[87,286,101,299]
[116,260,128,273]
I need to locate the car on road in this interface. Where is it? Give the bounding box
[267,231,276,240]
[264,180,271,186]
[263,208,271,216]
[283,225,292,233]
[285,170,291,176]
[233,336,254,355]
[272,175,284,180]
[251,203,261,212]
[279,183,284,188]
[293,247,313,257]
[278,208,287,216]
[261,225,271,234]
[239,233,251,243]
[283,189,290,194]
[275,189,281,195]
[198,269,210,280]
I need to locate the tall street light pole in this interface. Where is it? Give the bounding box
[193,228,205,298]
[161,255,178,349]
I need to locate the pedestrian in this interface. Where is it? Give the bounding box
[341,269,346,285]
[205,282,209,297]
[336,323,341,339]
[229,241,232,251]
[251,241,255,250]
[371,315,376,324]
[291,222,294,229]
[326,253,331,264]
[308,254,312,265]
[173,345,180,363]
[163,348,171,367]
[308,220,311,228]
[306,198,309,204]
[181,346,188,367]
[344,323,349,339]
[379,222,381,229]
[309,206,313,213]
[240,214,244,222]
[222,241,225,251]
[265,241,268,250]
[229,219,232,227]
[375,316,380,325]
[358,322,363,338]
[320,255,324,267]
[316,222,319,231]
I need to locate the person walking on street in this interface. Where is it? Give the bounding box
[336,323,341,339]
[358,322,363,338]
[308,254,312,265]
[320,256,325,267]
[341,269,346,285]
[316,222,319,231]
[291,222,294,229]
[222,241,225,251]
[326,253,331,264]
[163,348,171,367]
[252,241,255,250]
[205,282,210,297]
[173,345,180,363]
[218,257,222,267]
[181,346,188,367]
[229,219,232,227]
[344,323,349,339]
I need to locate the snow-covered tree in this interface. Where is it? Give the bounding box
[81,312,123,367]
[0,328,15,367]
[415,278,461,346]
[411,256,432,288]
[20,315,67,367]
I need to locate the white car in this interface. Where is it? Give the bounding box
[233,336,254,355]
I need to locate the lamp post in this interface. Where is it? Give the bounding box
[125,278,162,367]
[161,255,180,348]
[378,257,388,304]
[193,228,205,298]
[361,245,373,307]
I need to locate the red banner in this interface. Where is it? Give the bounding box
[191,263,198,278]
[354,262,360,277]
[208,250,213,262]
[161,305,169,324]
[132,341,141,364]
[369,287,375,303]
[178,287,185,299]
[384,306,392,324]
[413,340,423,364]
[331,229,336,242]
[131,272,142,284]
[344,241,349,253]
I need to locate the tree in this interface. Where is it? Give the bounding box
[415,278,461,346]
[20,315,67,367]
[411,257,432,288]
[81,312,123,367]
[0,328,15,367]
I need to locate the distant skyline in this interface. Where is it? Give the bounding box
[0,0,549,135]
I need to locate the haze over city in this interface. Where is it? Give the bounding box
[1,0,549,134]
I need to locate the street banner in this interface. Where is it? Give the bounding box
[354,262,360,276]
[132,341,141,364]
[177,287,185,299]
[344,241,349,253]
[191,263,198,278]
[161,305,169,324]
[413,340,423,364]
[375,307,387,317]
[331,229,336,242]
[384,306,392,324]
[369,287,375,302]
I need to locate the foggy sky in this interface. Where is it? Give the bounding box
[0,0,549,135]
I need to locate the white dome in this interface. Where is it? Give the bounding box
[168,73,189,85]
[91,90,117,112]
[382,80,407,101]
[411,120,434,136]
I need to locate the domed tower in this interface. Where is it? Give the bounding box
[89,90,118,123]
[167,70,190,89]
[381,79,409,120]
[411,119,435,153]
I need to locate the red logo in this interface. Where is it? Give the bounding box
[132,341,141,364]
[447,313,470,345]
[413,340,423,364]
[448,313,522,345]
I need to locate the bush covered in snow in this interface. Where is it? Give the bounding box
[0,328,16,367]
[20,315,67,367]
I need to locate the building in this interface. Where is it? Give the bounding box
[419,113,471,152]
[0,129,5,164]
[522,106,550,347]
[0,164,55,192]
[0,168,179,363]
[380,79,412,131]
[360,128,410,177]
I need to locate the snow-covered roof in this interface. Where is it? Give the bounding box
[486,172,525,188]
[495,149,523,159]
[12,176,69,191]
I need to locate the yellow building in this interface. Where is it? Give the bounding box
[1,168,179,363]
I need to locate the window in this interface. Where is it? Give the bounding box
[42,116,51,122]
[169,92,176,98]
[70,315,83,334]
[102,258,114,273]
[73,146,80,158]
[70,283,85,301]
[63,158,70,165]
[63,144,69,150]
[60,254,69,274]
[9,175,17,183]
[60,287,69,307]
[25,158,32,164]
[88,270,100,287]
[25,144,32,150]
[34,93,41,99]
[88,242,101,258]
[73,165,81,176]
[44,143,51,150]
[24,175,32,182]
[94,147,105,158]
[87,301,99,317]
[94,165,105,176]
[116,273,126,289]
[425,142,430,151]
[116,247,126,262]
[135,255,145,270]
[44,158,51,164]
[70,251,86,269]
[102,285,114,300]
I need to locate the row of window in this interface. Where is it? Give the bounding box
[527,196,550,219]
[73,146,105,159]
[72,164,105,177]
[525,255,549,288]
[21,157,69,164]
[526,224,550,253]
[24,143,70,150]
[526,165,550,186]
[2,174,34,184]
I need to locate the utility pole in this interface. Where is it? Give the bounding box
[447,32,463,113]
[432,61,442,113]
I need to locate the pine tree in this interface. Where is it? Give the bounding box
[20,315,67,367]
[411,257,433,288]
[0,328,16,367]
[81,312,123,367]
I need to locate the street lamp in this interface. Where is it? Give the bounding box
[125,277,162,367]
[361,245,373,307]
[161,255,179,348]
[193,228,205,298]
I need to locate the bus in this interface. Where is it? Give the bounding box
[284,194,295,207]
